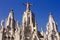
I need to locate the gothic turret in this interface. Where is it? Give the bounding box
[46,12,59,40]
[46,12,58,32]
[6,10,15,28]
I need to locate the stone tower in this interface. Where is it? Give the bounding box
[21,3,39,40]
[46,12,59,40]
[2,10,16,40]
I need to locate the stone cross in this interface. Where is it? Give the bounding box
[24,3,32,11]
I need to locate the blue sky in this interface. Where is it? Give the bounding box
[0,0,60,32]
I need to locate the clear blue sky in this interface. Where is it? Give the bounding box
[0,0,60,32]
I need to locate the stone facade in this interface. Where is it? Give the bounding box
[0,3,60,40]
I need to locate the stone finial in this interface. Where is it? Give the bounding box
[41,27,44,36]
[49,12,54,23]
[1,20,4,28]
[16,21,20,27]
[8,9,14,19]
[15,21,20,32]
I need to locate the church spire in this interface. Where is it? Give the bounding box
[46,12,59,40]
[46,12,58,32]
[6,9,15,28]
